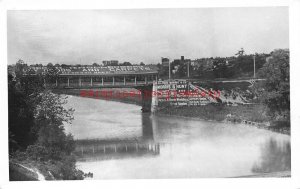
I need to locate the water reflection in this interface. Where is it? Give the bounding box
[74,113,160,162]
[141,113,154,141]
[252,138,291,173]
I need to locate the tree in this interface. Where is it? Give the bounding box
[122,62,132,66]
[256,49,290,122]
[32,91,75,158]
[212,57,228,78]
[47,62,53,67]
[8,60,84,180]
[8,73,36,151]
[235,48,245,56]
[15,59,27,78]
[140,62,145,66]
[92,63,99,66]
[45,64,59,85]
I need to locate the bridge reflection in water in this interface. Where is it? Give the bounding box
[74,113,160,161]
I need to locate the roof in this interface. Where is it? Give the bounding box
[24,65,159,76]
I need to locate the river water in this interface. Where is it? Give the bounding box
[64,95,290,179]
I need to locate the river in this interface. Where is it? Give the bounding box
[64,95,290,179]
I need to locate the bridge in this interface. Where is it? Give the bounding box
[24,65,159,88]
[23,65,264,112]
[24,65,159,112]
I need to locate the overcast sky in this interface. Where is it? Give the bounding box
[7,7,289,65]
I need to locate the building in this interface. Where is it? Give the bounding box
[161,57,169,67]
[172,56,191,66]
[102,60,119,66]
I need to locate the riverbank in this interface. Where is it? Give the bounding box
[9,159,47,181]
[156,104,290,135]
[234,171,291,178]
[9,153,87,181]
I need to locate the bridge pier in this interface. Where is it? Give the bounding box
[151,81,158,113]
[136,84,153,113]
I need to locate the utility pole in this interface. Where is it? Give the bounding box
[169,61,171,80]
[253,55,256,78]
[187,61,190,78]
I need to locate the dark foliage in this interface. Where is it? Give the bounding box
[8,60,84,180]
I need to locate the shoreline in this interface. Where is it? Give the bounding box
[154,112,290,135]
[233,171,291,178]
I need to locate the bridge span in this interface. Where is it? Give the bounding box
[23,65,159,88]
[25,65,159,112]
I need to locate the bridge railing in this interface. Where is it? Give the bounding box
[46,80,156,88]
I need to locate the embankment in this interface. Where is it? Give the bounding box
[156,103,290,135]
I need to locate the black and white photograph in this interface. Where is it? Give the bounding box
[1,0,300,188]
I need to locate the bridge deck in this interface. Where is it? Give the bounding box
[46,81,155,89]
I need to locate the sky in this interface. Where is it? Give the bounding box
[7,7,289,65]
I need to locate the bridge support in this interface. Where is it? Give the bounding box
[135,76,137,85]
[151,82,158,113]
[113,77,115,85]
[136,84,153,113]
[101,77,104,86]
[55,78,58,87]
[67,78,70,87]
[79,77,82,87]
[124,76,126,85]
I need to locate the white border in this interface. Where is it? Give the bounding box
[0,0,299,189]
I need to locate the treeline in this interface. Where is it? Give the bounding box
[158,50,270,80]
[253,49,290,128]
[8,61,84,180]
[26,61,146,68]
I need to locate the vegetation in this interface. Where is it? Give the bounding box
[157,48,290,134]
[253,49,290,129]
[8,60,84,180]
[158,48,269,79]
